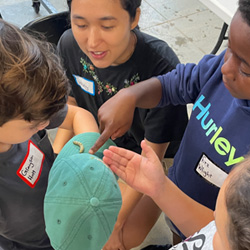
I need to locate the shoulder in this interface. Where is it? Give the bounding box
[172,50,225,81]
[57,29,79,52]
[194,50,225,78]
[134,28,180,67]
[200,50,225,66]
[57,29,84,66]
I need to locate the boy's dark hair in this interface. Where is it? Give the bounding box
[67,0,141,20]
[0,19,69,126]
[238,0,250,26]
[225,157,250,250]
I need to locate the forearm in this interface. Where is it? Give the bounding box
[71,108,99,135]
[53,128,74,154]
[59,105,99,137]
[116,140,167,227]
[115,181,143,229]
[113,141,168,237]
[103,141,213,239]
[123,77,162,109]
[53,97,88,154]
[152,176,214,237]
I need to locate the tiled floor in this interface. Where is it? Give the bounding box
[0,0,229,249]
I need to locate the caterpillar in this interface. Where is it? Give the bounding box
[73,141,84,153]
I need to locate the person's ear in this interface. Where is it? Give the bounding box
[131,8,141,30]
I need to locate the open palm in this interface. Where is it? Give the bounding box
[103,140,166,198]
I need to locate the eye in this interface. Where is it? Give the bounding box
[102,26,114,30]
[239,69,250,77]
[239,63,250,77]
[76,24,87,29]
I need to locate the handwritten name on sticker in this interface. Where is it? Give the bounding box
[196,153,228,188]
[17,141,45,188]
[73,74,95,96]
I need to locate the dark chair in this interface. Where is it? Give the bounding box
[22,11,70,46]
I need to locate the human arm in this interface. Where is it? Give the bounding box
[53,128,74,154]
[103,182,143,250]
[103,141,214,237]
[91,52,224,154]
[89,77,163,154]
[103,140,168,250]
[53,96,85,154]
[97,78,173,250]
[58,103,99,135]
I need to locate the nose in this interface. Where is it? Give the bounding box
[87,27,101,48]
[221,50,237,81]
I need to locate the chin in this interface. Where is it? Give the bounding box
[92,61,111,69]
[94,63,109,68]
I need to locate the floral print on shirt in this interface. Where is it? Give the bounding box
[80,58,140,95]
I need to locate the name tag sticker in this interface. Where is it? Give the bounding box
[17,141,45,188]
[73,74,95,96]
[195,153,228,188]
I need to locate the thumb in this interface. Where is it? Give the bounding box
[140,140,158,162]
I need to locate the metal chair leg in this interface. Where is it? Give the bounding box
[210,22,228,54]
[32,0,41,14]
[32,0,57,14]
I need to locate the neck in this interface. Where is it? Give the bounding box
[127,31,137,61]
[0,142,12,153]
[112,31,137,66]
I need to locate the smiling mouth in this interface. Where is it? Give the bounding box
[92,51,103,55]
[90,51,107,59]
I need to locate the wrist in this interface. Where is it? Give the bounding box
[151,176,169,202]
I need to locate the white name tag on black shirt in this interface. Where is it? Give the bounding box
[73,74,95,96]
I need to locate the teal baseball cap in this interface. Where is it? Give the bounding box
[44,132,122,250]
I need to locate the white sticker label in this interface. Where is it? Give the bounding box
[73,74,95,96]
[17,141,45,188]
[196,154,228,188]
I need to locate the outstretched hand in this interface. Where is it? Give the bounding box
[103,140,166,199]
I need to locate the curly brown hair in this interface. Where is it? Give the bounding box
[0,19,69,126]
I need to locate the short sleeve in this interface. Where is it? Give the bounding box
[46,105,68,129]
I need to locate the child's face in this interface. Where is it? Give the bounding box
[71,0,139,68]
[221,11,250,99]
[0,119,49,148]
